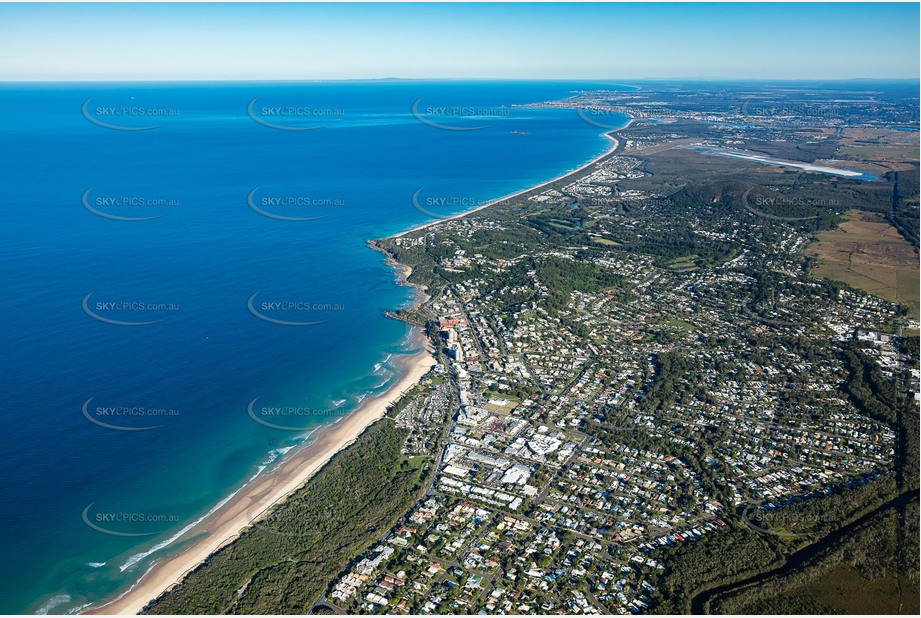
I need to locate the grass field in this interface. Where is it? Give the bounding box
[838,128,920,170]
[483,390,521,414]
[667,318,696,331]
[665,255,699,271]
[806,210,920,320]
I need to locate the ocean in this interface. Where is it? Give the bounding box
[0,80,628,614]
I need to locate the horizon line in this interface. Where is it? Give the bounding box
[2,76,919,84]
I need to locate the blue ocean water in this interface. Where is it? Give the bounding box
[0,80,628,614]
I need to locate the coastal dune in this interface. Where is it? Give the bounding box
[88,346,436,615]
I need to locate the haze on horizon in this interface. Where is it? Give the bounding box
[0,2,918,82]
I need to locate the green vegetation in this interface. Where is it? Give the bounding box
[888,169,919,248]
[144,85,918,615]
[143,420,430,614]
[649,475,912,614]
[650,526,781,614]
[710,500,919,615]
[842,344,902,425]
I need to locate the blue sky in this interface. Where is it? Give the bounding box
[0,2,918,81]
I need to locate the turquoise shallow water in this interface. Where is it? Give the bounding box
[0,80,628,613]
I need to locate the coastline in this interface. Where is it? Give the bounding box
[86,115,634,616]
[87,343,436,615]
[392,119,632,239]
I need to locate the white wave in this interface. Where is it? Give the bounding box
[119,481,245,572]
[293,426,320,444]
[261,445,297,467]
[372,354,395,375]
[249,464,267,481]
[118,429,324,572]
[66,603,92,615]
[372,376,393,390]
[36,594,70,615]
[86,561,106,568]
[88,562,157,612]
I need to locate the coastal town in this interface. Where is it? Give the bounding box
[4,3,919,615]
[135,82,918,617]
[314,85,918,615]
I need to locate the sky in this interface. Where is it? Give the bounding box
[0,2,918,81]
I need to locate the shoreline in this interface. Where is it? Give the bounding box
[392,118,633,239]
[85,113,634,616]
[86,343,436,615]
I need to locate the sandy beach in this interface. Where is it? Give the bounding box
[88,344,435,615]
[87,117,633,616]
[393,120,632,239]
